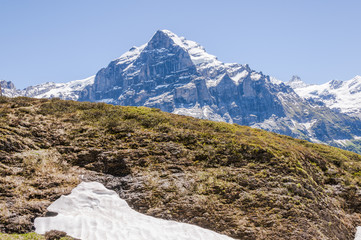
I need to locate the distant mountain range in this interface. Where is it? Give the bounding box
[0,76,94,100]
[288,75,361,118]
[2,30,361,153]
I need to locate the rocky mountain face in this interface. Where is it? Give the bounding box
[79,30,287,126]
[287,75,308,89]
[0,80,20,97]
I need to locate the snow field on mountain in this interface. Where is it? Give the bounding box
[34,182,234,240]
[29,76,95,100]
[291,75,361,116]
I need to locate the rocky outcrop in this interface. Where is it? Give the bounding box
[0,80,21,97]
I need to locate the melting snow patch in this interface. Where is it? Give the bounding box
[355,227,361,240]
[96,98,116,104]
[250,72,262,81]
[34,182,234,240]
[334,139,350,147]
[173,104,226,123]
[230,70,248,83]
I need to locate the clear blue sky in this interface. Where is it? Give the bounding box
[1,0,360,89]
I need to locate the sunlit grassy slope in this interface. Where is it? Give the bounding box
[1,97,361,239]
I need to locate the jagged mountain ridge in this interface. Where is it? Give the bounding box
[2,30,361,152]
[0,76,94,100]
[0,80,19,97]
[80,30,285,125]
[288,75,361,118]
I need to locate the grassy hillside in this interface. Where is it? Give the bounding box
[1,97,361,239]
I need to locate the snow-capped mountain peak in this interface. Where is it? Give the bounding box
[287,75,308,88]
[292,75,361,118]
[107,30,243,89]
[148,30,221,67]
[116,44,147,67]
[347,75,361,89]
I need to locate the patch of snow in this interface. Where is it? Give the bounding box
[309,138,322,144]
[230,70,249,82]
[205,74,225,87]
[355,226,361,240]
[155,84,170,90]
[287,76,308,89]
[116,44,147,66]
[269,76,283,85]
[334,139,351,147]
[145,92,173,105]
[301,119,317,132]
[96,98,116,104]
[34,182,234,240]
[250,72,261,81]
[173,103,226,123]
[251,115,281,129]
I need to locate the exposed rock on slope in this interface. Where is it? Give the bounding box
[34,182,234,240]
[1,97,361,239]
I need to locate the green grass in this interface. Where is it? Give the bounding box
[0,232,74,240]
[0,233,44,240]
[0,233,70,240]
